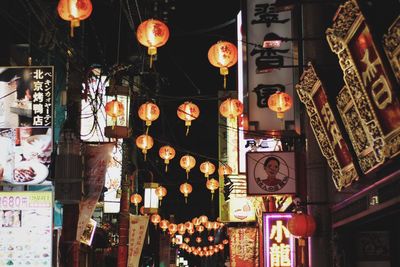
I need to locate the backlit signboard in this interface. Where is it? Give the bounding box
[263,213,295,267]
[0,66,53,185]
[0,191,53,267]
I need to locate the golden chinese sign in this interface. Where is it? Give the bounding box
[326,0,400,174]
[263,213,295,267]
[296,63,358,190]
[383,16,400,84]
[228,227,259,267]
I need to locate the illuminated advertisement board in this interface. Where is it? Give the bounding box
[263,213,295,267]
[0,66,53,185]
[0,191,53,267]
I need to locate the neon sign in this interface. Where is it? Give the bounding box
[263,213,295,267]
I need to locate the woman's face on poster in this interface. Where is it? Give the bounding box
[264,159,279,178]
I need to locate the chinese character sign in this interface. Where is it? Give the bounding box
[228,227,259,267]
[243,0,296,131]
[128,215,149,267]
[31,68,53,127]
[263,213,295,267]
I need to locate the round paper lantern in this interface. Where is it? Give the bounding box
[177,223,186,235]
[168,223,178,235]
[208,41,238,89]
[208,236,214,242]
[138,102,160,133]
[185,221,194,231]
[199,215,208,225]
[187,228,195,235]
[206,178,219,200]
[160,219,169,232]
[222,239,229,245]
[199,251,204,257]
[212,222,220,230]
[192,250,198,256]
[139,206,146,215]
[219,98,243,119]
[150,214,161,227]
[177,101,200,135]
[136,19,170,68]
[214,247,219,253]
[57,0,93,37]
[199,161,216,179]
[205,221,213,231]
[159,145,176,172]
[105,99,124,126]
[184,237,190,244]
[192,217,201,226]
[267,91,293,119]
[288,212,316,264]
[196,225,205,233]
[196,237,202,243]
[130,193,142,206]
[218,164,233,178]
[180,155,196,179]
[136,134,154,160]
[180,182,193,203]
[155,186,167,206]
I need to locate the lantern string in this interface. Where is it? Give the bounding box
[116,1,122,64]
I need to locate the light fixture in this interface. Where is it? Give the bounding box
[57,0,93,37]
[208,41,238,89]
[144,182,159,214]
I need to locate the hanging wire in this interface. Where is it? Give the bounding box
[117,1,123,64]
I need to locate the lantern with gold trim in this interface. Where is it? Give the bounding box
[267,91,293,119]
[218,164,233,178]
[179,182,193,203]
[138,101,160,134]
[206,178,219,200]
[199,161,216,180]
[159,145,176,172]
[219,98,243,120]
[57,0,93,37]
[130,193,142,214]
[177,101,200,135]
[180,155,196,180]
[136,134,154,161]
[208,41,238,89]
[136,19,170,68]
[150,214,161,228]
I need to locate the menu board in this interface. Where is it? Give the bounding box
[0,66,53,185]
[0,191,53,267]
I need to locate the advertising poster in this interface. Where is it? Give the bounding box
[0,66,53,185]
[246,152,296,195]
[228,227,259,267]
[76,142,114,240]
[263,213,295,267]
[80,218,97,246]
[128,215,149,267]
[0,191,53,267]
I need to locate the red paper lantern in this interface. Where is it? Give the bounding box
[150,214,161,226]
[218,164,233,178]
[267,91,293,119]
[199,161,216,179]
[159,145,176,172]
[159,219,169,232]
[105,99,125,126]
[180,182,193,203]
[287,213,316,238]
[57,0,93,37]
[180,155,196,179]
[177,101,200,135]
[219,98,243,119]
[135,134,154,160]
[208,41,238,89]
[138,102,160,133]
[136,19,170,68]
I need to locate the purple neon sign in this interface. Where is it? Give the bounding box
[263,213,295,267]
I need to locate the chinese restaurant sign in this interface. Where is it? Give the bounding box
[228,227,259,267]
[0,66,53,185]
[296,63,359,190]
[326,0,400,173]
[0,191,53,267]
[383,16,400,84]
[128,215,149,267]
[243,0,296,132]
[263,213,295,267]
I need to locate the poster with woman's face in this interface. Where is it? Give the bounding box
[246,151,296,195]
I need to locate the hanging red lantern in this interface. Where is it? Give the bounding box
[218,164,233,178]
[199,215,208,225]
[130,193,142,206]
[155,186,167,206]
[136,19,170,68]
[219,98,244,119]
[184,237,190,244]
[180,182,193,203]
[267,91,293,119]
[206,178,219,200]
[105,99,125,127]
[159,145,176,172]
[177,101,200,135]
[57,0,93,37]
[180,155,196,179]
[196,225,205,233]
[187,228,195,235]
[205,221,213,231]
[192,217,201,227]
[208,236,214,242]
[185,221,194,231]
[177,223,187,235]
[288,212,316,265]
[196,237,202,243]
[168,223,178,235]
[150,214,161,227]
[208,41,238,89]
[136,134,154,160]
[160,219,169,232]
[199,161,216,179]
[138,102,160,134]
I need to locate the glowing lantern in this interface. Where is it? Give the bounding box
[105,99,124,127]
[139,206,146,215]
[184,237,190,243]
[192,250,198,256]
[212,222,220,230]
[159,145,176,172]
[199,251,204,257]
[150,214,161,227]
[138,102,160,134]
[187,228,195,235]
[168,223,178,235]
[177,101,200,135]
[136,134,154,160]
[130,193,142,214]
[57,0,93,37]
[136,19,170,68]
[154,186,167,207]
[192,217,201,226]
[267,91,293,119]
[222,239,229,245]
[218,244,224,250]
[218,164,233,178]
[199,161,216,179]
[205,221,213,231]
[208,236,214,242]
[180,155,196,179]
[206,178,219,200]
[199,215,208,225]
[214,247,219,253]
[177,224,186,235]
[160,219,169,232]
[196,237,202,243]
[209,250,214,256]
[219,98,243,119]
[208,41,238,89]
[288,212,316,264]
[185,221,194,231]
[196,225,205,233]
[179,182,193,203]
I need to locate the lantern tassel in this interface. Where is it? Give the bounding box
[149,55,153,69]
[185,197,188,204]
[146,126,149,135]
[186,126,190,136]
[186,171,189,180]
[211,192,214,201]
[159,199,162,207]
[144,153,147,161]
[299,238,306,266]
[223,75,227,89]
[165,164,168,172]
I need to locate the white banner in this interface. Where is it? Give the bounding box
[76,142,114,240]
[128,215,149,267]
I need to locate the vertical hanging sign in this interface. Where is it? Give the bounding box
[31,67,53,127]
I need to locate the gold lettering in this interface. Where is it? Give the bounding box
[361,49,379,85]
[371,75,392,109]
[321,104,343,149]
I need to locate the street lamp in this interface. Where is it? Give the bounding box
[144,182,159,214]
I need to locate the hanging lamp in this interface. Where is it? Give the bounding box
[159,145,176,172]
[208,41,238,89]
[138,101,160,134]
[177,101,200,136]
[57,0,93,37]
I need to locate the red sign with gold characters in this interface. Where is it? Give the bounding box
[263,213,295,267]
[228,227,259,267]
[296,63,359,190]
[326,0,400,174]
